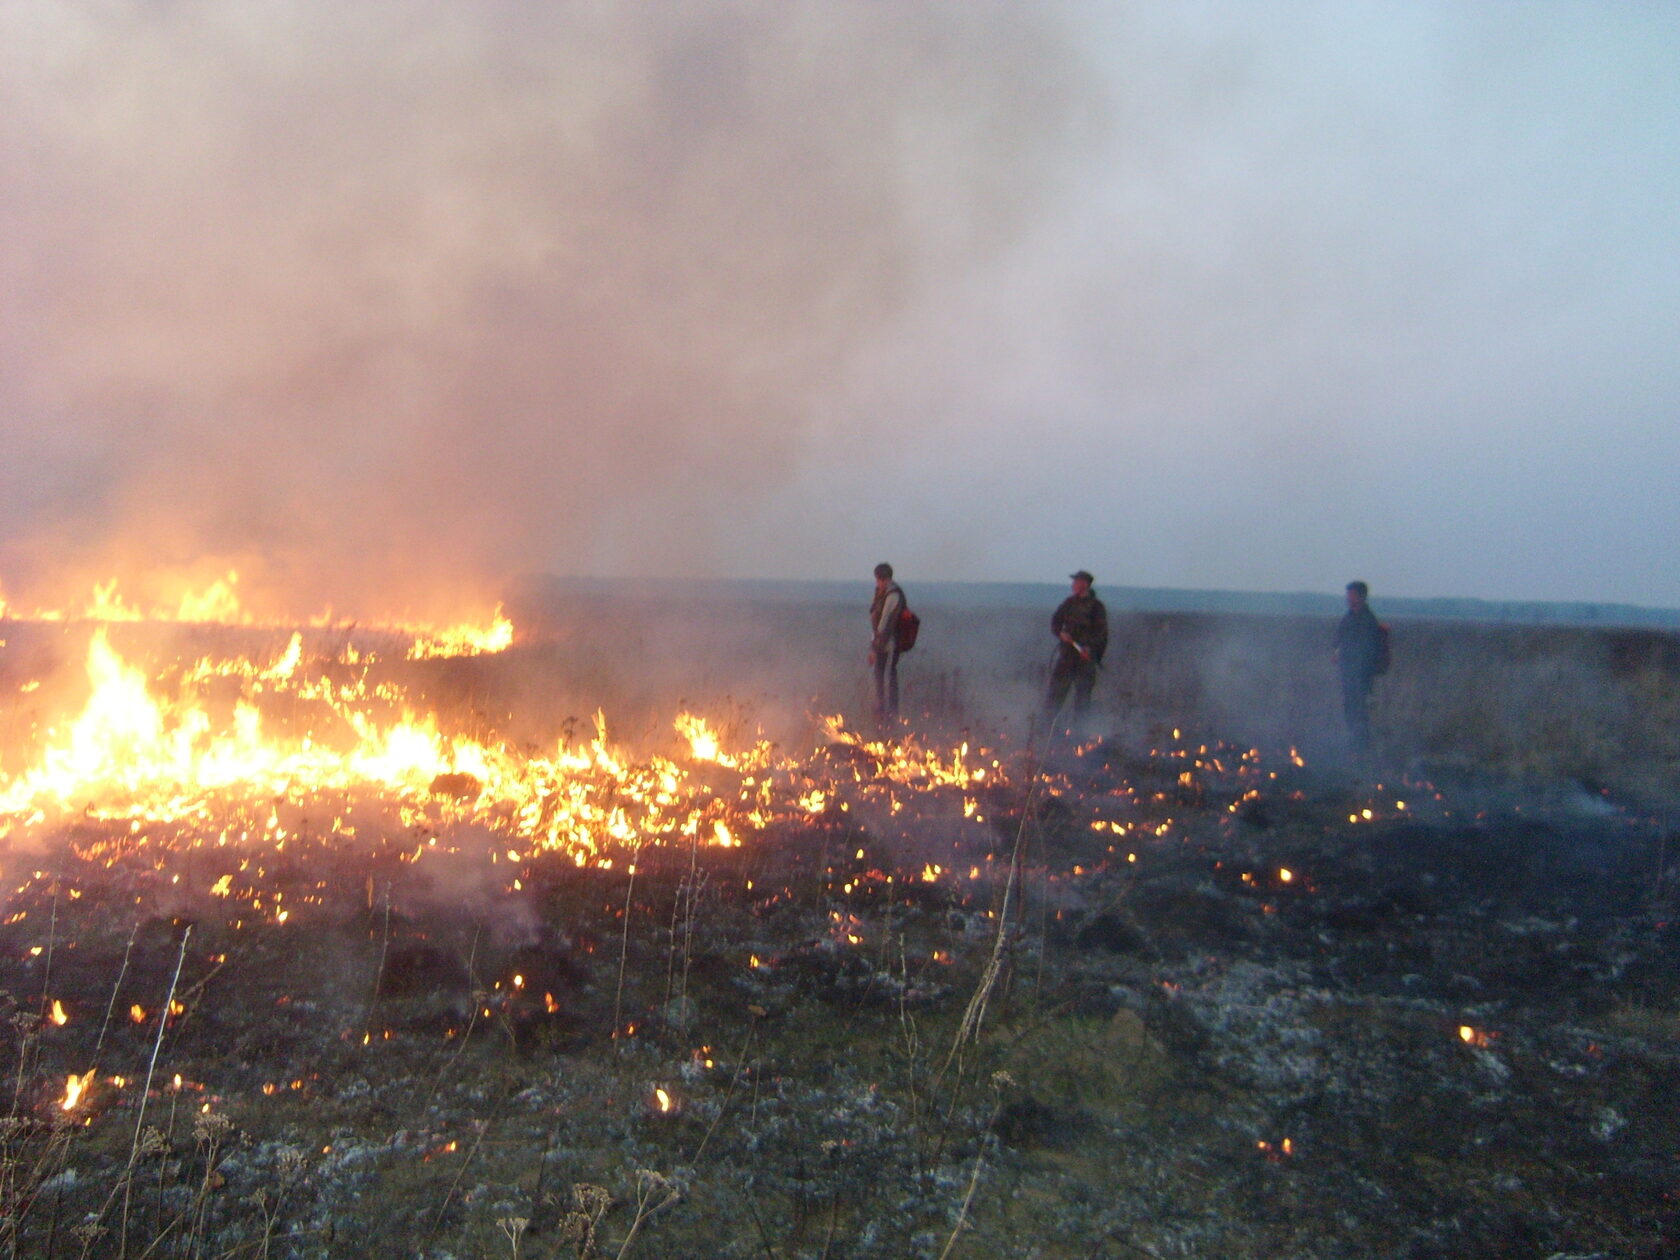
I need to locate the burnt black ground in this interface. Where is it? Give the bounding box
[0,731,1676,1260]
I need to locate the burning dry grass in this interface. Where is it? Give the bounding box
[0,588,1675,1256]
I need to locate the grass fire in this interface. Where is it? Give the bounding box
[0,577,1674,1257]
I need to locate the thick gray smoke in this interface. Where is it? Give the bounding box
[6,4,1678,613]
[0,2,1098,618]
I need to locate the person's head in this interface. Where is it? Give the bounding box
[873,562,893,588]
[1346,580,1369,609]
[1070,569,1094,596]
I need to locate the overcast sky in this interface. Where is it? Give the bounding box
[2,2,1676,618]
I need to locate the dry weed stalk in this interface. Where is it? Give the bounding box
[93,924,193,1259]
[920,768,1040,1168]
[611,845,644,1052]
[497,1214,530,1259]
[612,1169,681,1259]
[35,882,59,1024]
[177,1110,235,1260]
[250,1145,307,1259]
[935,1071,1015,1260]
[131,927,193,1153]
[7,1011,41,1122]
[686,1017,758,1167]
[412,921,485,1117]
[425,1117,490,1248]
[91,926,139,1067]
[360,881,392,1045]
[0,1113,75,1252]
[557,1182,613,1259]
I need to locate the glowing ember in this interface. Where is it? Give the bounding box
[1458,1025,1496,1048]
[49,999,67,1026]
[654,1087,673,1113]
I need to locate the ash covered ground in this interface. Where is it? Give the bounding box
[0,592,1676,1259]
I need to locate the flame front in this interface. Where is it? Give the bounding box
[0,619,1002,875]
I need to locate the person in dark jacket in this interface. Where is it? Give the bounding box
[1045,570,1108,726]
[869,562,906,719]
[1334,580,1384,753]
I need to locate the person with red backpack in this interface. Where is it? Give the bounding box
[868,562,915,719]
[1334,580,1388,754]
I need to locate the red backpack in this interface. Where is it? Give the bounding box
[894,593,920,652]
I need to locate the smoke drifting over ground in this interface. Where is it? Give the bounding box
[3,4,1678,612]
[0,3,1096,616]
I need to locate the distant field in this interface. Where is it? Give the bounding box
[507,585,1680,807]
[519,574,1680,630]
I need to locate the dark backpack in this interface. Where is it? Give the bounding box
[895,597,920,653]
[1373,623,1391,676]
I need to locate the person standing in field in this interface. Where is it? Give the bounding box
[1334,580,1385,754]
[869,563,905,720]
[1044,570,1108,729]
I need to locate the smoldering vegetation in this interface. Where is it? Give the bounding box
[0,593,1676,1258]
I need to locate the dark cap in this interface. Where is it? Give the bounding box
[1070,570,1094,584]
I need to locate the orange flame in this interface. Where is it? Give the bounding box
[60,1069,95,1111]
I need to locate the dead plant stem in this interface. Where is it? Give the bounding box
[130,927,192,1155]
[611,851,641,1052]
[425,1119,490,1248]
[935,1097,1005,1260]
[413,922,484,1119]
[687,1021,756,1167]
[91,926,139,1067]
[360,882,392,1045]
[36,884,59,1022]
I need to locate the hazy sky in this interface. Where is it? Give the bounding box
[3,2,1676,616]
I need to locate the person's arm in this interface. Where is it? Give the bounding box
[872,588,902,653]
